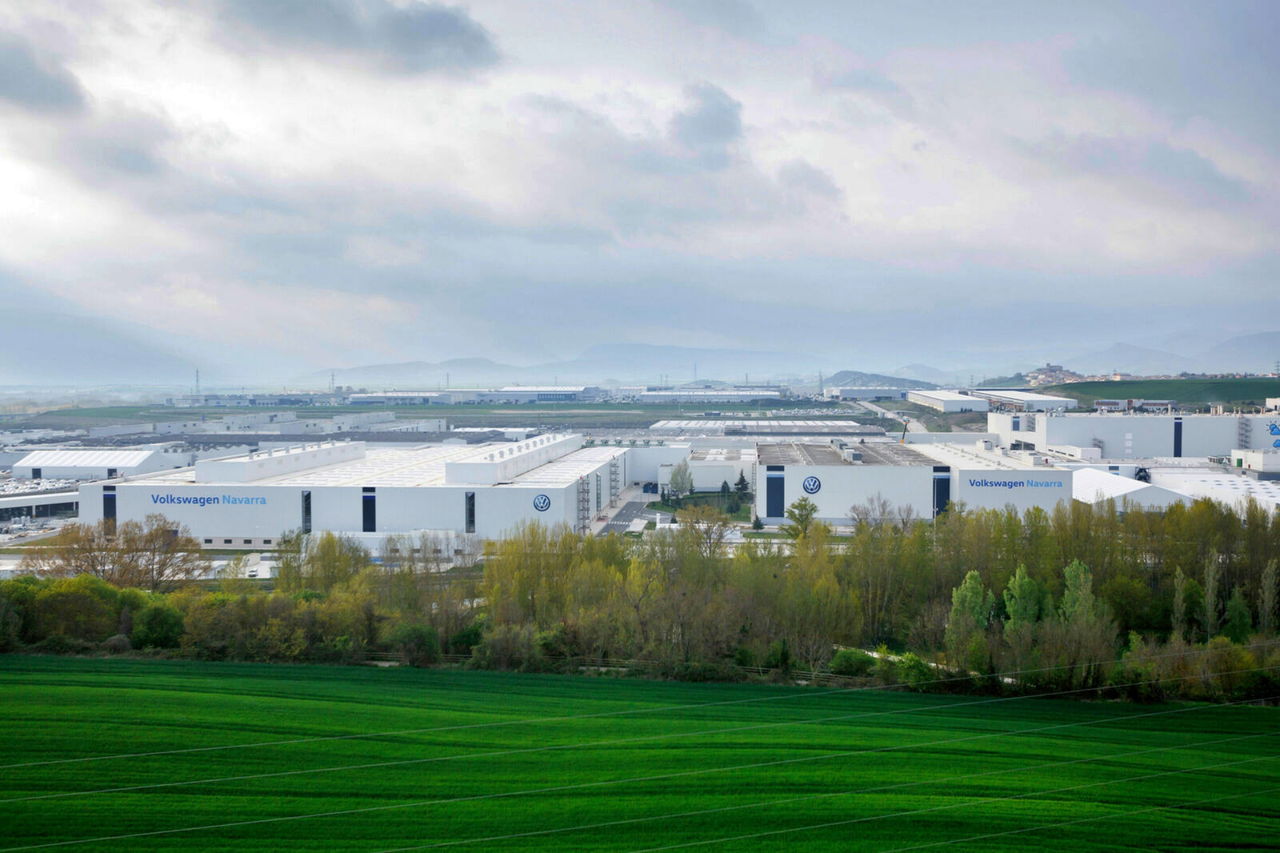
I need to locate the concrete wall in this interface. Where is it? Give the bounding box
[755,464,935,523]
[951,468,1073,512]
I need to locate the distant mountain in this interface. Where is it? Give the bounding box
[1198,332,1280,373]
[892,364,971,386]
[303,344,818,388]
[307,357,523,388]
[1067,343,1194,376]
[824,370,936,390]
[547,343,816,383]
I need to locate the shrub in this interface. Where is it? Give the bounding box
[388,623,440,667]
[670,661,744,682]
[764,639,791,671]
[101,633,133,654]
[131,604,184,649]
[898,653,935,691]
[829,648,876,677]
[447,622,483,655]
[470,624,542,671]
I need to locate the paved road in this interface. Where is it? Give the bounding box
[859,401,928,433]
[601,500,650,535]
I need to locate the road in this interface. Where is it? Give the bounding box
[859,401,928,433]
[600,500,650,535]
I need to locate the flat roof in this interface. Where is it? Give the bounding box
[119,441,621,490]
[14,449,158,468]
[758,444,847,465]
[651,420,881,435]
[908,390,980,401]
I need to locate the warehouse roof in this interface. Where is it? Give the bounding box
[128,440,619,489]
[14,449,159,469]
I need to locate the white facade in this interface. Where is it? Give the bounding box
[636,390,784,403]
[77,436,630,546]
[906,390,990,413]
[828,387,910,401]
[989,412,1280,458]
[12,449,170,480]
[969,390,1078,411]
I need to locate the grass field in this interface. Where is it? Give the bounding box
[1040,378,1280,408]
[2,658,1278,851]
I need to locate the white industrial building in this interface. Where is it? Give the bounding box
[477,386,604,404]
[636,390,785,404]
[77,436,638,547]
[648,420,884,436]
[906,390,990,413]
[968,390,1078,411]
[989,412,1280,459]
[12,449,172,480]
[827,387,911,401]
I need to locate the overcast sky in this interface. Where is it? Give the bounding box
[1,1,1277,383]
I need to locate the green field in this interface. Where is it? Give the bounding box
[1041,378,1280,408]
[2,658,1277,851]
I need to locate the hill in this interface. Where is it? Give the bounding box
[1041,378,1280,407]
[1067,342,1194,376]
[825,370,936,389]
[3,657,1276,851]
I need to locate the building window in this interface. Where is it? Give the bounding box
[223,539,232,544]
[301,490,312,534]
[264,539,273,545]
[204,539,212,545]
[243,539,252,545]
[465,491,476,534]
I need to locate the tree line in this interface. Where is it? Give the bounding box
[3,496,1279,701]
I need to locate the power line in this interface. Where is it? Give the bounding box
[625,750,1280,852]
[5,663,1277,849]
[8,636,1276,772]
[370,703,1275,852]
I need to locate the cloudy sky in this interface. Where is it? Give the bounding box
[1,0,1277,383]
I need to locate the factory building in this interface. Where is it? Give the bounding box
[12,449,172,481]
[989,412,1280,459]
[648,420,884,437]
[477,386,604,404]
[635,390,785,403]
[967,390,1078,411]
[77,435,628,548]
[905,390,990,413]
[827,387,911,401]
[755,442,940,524]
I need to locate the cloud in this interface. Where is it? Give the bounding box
[669,82,742,168]
[1023,134,1253,208]
[210,0,498,74]
[0,35,84,113]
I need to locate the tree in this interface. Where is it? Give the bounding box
[945,570,993,673]
[132,603,184,648]
[734,471,751,497]
[781,497,819,539]
[1223,586,1252,644]
[19,515,206,592]
[751,515,764,531]
[1203,556,1220,640]
[719,480,731,499]
[1171,566,1188,642]
[1259,560,1276,636]
[668,461,693,501]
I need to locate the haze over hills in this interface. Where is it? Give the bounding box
[306,344,822,388]
[1065,343,1196,376]
[823,370,937,390]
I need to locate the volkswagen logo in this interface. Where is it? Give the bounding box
[532,494,551,512]
[802,476,821,494]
